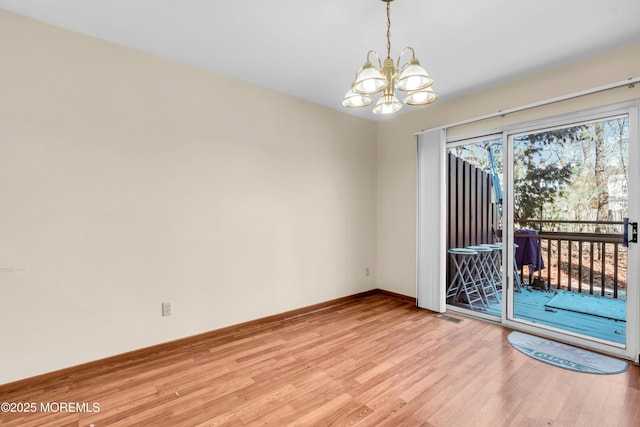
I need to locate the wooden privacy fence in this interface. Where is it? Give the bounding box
[447,153,500,285]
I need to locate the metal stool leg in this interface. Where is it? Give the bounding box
[468,246,500,304]
[480,243,503,294]
[447,248,486,310]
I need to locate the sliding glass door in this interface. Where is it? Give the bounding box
[445,135,504,320]
[443,101,639,361]
[503,104,639,360]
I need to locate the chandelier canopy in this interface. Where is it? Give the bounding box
[342,0,437,115]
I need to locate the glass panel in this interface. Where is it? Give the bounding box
[446,137,504,317]
[511,116,629,344]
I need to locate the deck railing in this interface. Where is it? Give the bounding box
[516,220,626,300]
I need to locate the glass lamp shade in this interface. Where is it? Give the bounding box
[372,94,403,115]
[352,63,387,94]
[396,60,433,92]
[342,89,374,108]
[403,87,438,106]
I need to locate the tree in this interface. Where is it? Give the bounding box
[513,129,575,227]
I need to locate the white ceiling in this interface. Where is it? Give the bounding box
[2,0,640,121]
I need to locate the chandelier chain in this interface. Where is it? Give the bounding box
[386,1,391,58]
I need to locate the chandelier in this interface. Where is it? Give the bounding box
[342,0,437,115]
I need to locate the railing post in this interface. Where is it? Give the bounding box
[613,243,619,299]
[567,241,572,292]
[557,240,562,290]
[600,243,606,297]
[589,242,594,295]
[546,238,551,287]
[578,241,583,294]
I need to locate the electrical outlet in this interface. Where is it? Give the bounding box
[162,301,173,317]
[365,267,370,276]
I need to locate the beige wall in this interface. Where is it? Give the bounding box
[0,10,377,384]
[377,42,640,297]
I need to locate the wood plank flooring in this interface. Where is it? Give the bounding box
[1,293,638,426]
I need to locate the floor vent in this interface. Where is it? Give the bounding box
[435,314,463,324]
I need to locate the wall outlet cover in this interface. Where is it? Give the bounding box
[162,301,173,316]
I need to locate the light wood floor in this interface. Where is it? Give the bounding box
[1,294,638,426]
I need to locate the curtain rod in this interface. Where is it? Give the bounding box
[415,76,640,136]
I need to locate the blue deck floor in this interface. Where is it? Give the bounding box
[452,289,626,344]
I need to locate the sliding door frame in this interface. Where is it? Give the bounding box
[444,133,505,322]
[501,100,640,362]
[438,99,639,362]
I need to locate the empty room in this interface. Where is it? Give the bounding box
[1,1,639,426]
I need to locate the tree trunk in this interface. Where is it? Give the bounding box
[594,122,609,234]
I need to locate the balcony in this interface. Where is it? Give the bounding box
[446,114,631,346]
[446,220,627,344]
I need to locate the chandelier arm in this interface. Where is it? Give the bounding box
[396,46,416,70]
[366,50,383,69]
[353,50,383,81]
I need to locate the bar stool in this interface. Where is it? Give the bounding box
[478,243,523,293]
[479,243,503,289]
[467,245,501,304]
[447,248,486,311]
